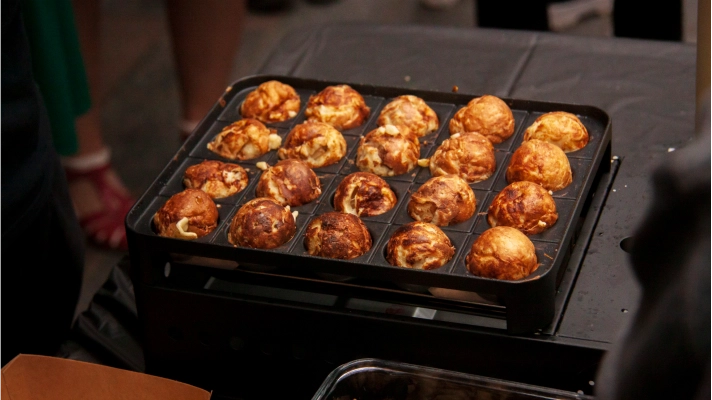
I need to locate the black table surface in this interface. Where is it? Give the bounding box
[257,23,698,345]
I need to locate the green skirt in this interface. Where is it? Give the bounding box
[22,0,91,156]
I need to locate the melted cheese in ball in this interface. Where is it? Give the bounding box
[278,121,347,168]
[154,189,219,240]
[207,118,280,161]
[240,80,301,123]
[356,124,420,177]
[429,132,496,183]
[305,85,370,130]
[377,95,439,137]
[386,221,455,270]
[408,175,476,226]
[523,111,589,153]
[255,159,321,207]
[183,160,249,199]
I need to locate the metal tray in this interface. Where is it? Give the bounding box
[126,75,612,333]
[313,358,593,400]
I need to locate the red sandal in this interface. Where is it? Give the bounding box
[64,161,135,252]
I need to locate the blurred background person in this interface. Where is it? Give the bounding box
[3,0,85,365]
[23,0,246,252]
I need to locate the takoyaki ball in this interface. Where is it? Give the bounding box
[333,172,397,217]
[449,95,515,144]
[377,95,439,137]
[506,139,572,192]
[386,222,455,270]
[429,132,496,183]
[207,118,281,161]
[240,80,301,123]
[466,226,538,280]
[278,121,347,168]
[183,160,248,199]
[356,124,420,177]
[523,111,589,153]
[408,175,476,226]
[304,212,372,260]
[255,159,321,207]
[228,197,296,249]
[487,181,558,235]
[305,85,370,130]
[154,189,218,240]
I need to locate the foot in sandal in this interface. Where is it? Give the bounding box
[62,147,134,251]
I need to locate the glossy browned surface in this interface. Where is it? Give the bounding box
[523,111,589,153]
[207,118,274,160]
[488,181,558,235]
[506,139,572,191]
[333,172,397,217]
[429,132,496,183]
[256,159,321,207]
[305,84,370,130]
[466,226,538,280]
[449,95,515,144]
[278,120,347,168]
[154,188,218,240]
[304,212,372,259]
[408,175,476,226]
[240,80,301,123]
[183,160,248,199]
[386,221,455,270]
[356,125,420,177]
[377,95,439,137]
[228,197,296,249]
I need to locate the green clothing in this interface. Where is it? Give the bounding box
[21,0,91,156]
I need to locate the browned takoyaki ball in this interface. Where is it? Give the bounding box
[333,172,397,217]
[506,139,572,192]
[207,118,281,161]
[466,226,538,280]
[278,121,347,168]
[304,212,372,259]
[154,189,218,240]
[255,159,321,207]
[240,80,301,123]
[356,124,420,177]
[408,175,476,226]
[377,95,439,137]
[183,160,248,199]
[429,132,496,183]
[228,197,296,249]
[386,221,455,270]
[305,85,370,130]
[523,111,589,153]
[488,181,558,235]
[449,95,515,144]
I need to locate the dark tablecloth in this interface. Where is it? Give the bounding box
[258,23,698,344]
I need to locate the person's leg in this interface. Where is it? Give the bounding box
[71,0,103,156]
[67,0,134,251]
[165,0,246,138]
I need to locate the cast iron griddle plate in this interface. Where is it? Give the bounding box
[126,75,611,331]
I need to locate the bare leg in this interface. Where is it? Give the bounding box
[72,0,105,156]
[67,0,133,251]
[166,0,246,134]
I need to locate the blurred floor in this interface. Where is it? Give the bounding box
[76,0,698,316]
